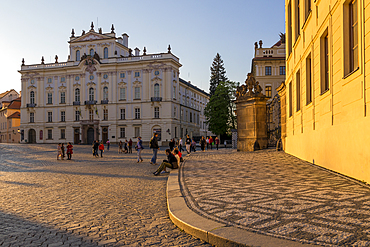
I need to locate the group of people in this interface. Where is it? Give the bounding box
[92,140,106,157]
[57,142,73,160]
[118,139,133,154]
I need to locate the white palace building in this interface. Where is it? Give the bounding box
[19,23,209,144]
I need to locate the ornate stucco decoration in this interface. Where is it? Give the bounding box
[101,81,109,86]
[235,73,265,100]
[84,57,97,74]
[72,46,82,50]
[58,85,66,91]
[81,34,105,41]
[118,81,127,86]
[87,82,96,87]
[27,85,37,90]
[173,80,177,84]
[73,82,81,87]
[151,76,162,82]
[45,86,53,92]
[133,80,142,85]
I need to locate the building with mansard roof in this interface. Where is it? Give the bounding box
[19,23,209,144]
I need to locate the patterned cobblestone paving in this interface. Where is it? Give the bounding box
[180,149,370,247]
[0,144,210,247]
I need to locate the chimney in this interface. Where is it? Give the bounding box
[122,33,129,47]
[134,47,140,56]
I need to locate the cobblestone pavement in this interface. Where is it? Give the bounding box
[0,144,210,247]
[180,149,370,247]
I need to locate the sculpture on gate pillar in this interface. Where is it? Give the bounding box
[235,73,268,151]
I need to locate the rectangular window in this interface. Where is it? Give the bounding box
[175,127,177,138]
[89,110,94,121]
[305,0,311,21]
[120,88,126,100]
[280,66,286,75]
[103,109,108,120]
[174,107,177,118]
[47,112,52,122]
[306,54,312,104]
[265,86,272,98]
[134,87,140,99]
[321,31,329,93]
[120,127,126,138]
[120,109,126,120]
[288,1,293,55]
[61,111,65,122]
[47,129,52,139]
[135,127,140,137]
[75,110,80,121]
[60,92,65,104]
[190,112,192,123]
[47,93,52,104]
[135,71,140,77]
[173,87,176,99]
[265,66,272,75]
[350,0,358,73]
[154,107,159,119]
[289,82,293,117]
[30,112,34,123]
[296,0,300,40]
[61,77,65,82]
[48,78,52,83]
[120,73,125,78]
[296,70,301,111]
[60,129,65,139]
[135,108,140,119]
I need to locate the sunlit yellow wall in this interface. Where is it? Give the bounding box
[284,0,370,182]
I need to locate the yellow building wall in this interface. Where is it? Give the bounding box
[284,0,370,183]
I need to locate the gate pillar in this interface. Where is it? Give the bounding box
[235,73,268,151]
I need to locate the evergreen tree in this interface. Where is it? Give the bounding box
[205,81,236,136]
[209,53,228,96]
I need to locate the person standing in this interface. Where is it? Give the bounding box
[118,141,123,153]
[128,138,133,153]
[185,135,192,154]
[169,138,175,151]
[179,138,183,151]
[224,140,227,148]
[99,142,104,157]
[61,143,65,160]
[150,133,159,165]
[57,143,62,160]
[215,137,220,150]
[200,136,206,152]
[66,142,73,160]
[136,136,144,163]
[106,139,110,151]
[209,136,213,150]
[93,140,99,157]
[206,137,209,150]
[124,140,128,153]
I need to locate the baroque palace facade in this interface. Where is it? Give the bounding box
[19,23,209,144]
[281,0,370,182]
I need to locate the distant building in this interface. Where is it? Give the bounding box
[19,23,209,144]
[0,89,20,108]
[251,35,286,100]
[0,97,21,143]
[280,0,370,182]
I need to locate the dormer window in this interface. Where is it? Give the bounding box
[104,47,108,59]
[76,50,80,61]
[90,49,94,56]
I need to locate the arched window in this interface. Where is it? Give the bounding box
[103,87,108,100]
[104,47,108,59]
[89,88,94,101]
[30,91,35,104]
[90,49,94,56]
[75,88,80,102]
[154,83,160,98]
[76,50,80,61]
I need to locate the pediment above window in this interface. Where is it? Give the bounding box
[133,80,142,85]
[118,81,127,86]
[87,82,96,87]
[27,85,37,90]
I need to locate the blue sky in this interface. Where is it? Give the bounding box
[0,0,285,94]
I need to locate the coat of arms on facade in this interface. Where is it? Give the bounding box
[84,56,97,74]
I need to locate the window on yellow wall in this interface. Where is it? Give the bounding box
[349,0,358,73]
[296,70,301,111]
[289,82,293,117]
[265,86,272,98]
[306,54,312,105]
[320,30,329,94]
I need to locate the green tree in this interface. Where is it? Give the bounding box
[209,53,228,96]
[205,81,236,136]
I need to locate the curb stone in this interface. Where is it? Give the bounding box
[166,168,317,247]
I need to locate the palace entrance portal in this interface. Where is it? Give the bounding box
[87,128,94,144]
[28,129,36,143]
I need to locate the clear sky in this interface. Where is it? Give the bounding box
[0,0,285,95]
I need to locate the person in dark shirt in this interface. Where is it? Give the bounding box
[153,149,179,176]
[150,133,159,165]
